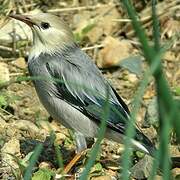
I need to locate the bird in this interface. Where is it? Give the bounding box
[9,13,155,161]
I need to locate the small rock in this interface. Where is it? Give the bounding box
[73,4,120,43]
[0,9,42,47]
[1,138,20,169]
[164,51,176,62]
[0,9,42,57]
[88,5,120,43]
[117,146,124,155]
[0,18,31,47]
[91,175,113,180]
[170,145,180,156]
[0,62,10,82]
[128,74,138,83]
[111,154,120,160]
[143,97,159,128]
[143,88,156,100]
[55,132,66,144]
[50,120,64,132]
[12,57,27,69]
[0,117,7,131]
[13,120,39,135]
[5,125,18,137]
[172,168,180,179]
[162,19,180,39]
[38,120,51,132]
[39,162,53,169]
[98,36,133,68]
[131,155,154,179]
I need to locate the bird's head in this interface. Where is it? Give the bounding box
[10,13,75,58]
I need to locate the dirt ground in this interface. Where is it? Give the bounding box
[0,0,179,179]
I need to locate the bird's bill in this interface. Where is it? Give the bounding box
[9,14,36,27]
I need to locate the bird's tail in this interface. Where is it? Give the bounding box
[133,131,180,169]
[133,129,156,156]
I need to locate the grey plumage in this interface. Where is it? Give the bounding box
[10,13,155,155]
[28,44,154,155]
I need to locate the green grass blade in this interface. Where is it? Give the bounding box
[151,1,171,178]
[152,0,160,51]
[23,143,43,180]
[54,143,64,170]
[121,0,154,63]
[121,0,180,179]
[80,88,110,179]
[121,50,164,180]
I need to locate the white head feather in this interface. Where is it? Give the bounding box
[11,13,75,59]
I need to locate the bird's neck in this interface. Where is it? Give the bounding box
[28,41,77,60]
[29,29,75,59]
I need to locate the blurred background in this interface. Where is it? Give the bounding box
[0,0,179,179]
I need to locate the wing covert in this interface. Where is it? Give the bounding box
[45,50,130,135]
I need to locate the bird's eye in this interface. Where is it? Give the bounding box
[40,22,50,29]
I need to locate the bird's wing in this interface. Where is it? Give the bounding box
[45,50,130,135]
[45,49,155,154]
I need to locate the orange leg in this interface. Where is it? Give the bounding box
[63,150,85,174]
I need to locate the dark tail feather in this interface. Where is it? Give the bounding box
[135,131,180,170]
[135,130,156,156]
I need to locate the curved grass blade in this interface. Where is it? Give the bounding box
[80,87,110,179]
[23,143,43,180]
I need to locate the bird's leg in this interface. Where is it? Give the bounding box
[63,132,87,174]
[74,131,87,153]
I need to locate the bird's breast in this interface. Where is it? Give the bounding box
[28,57,57,106]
